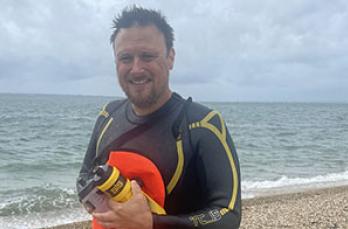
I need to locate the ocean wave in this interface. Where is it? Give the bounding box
[0,184,80,217]
[0,160,81,173]
[242,170,348,198]
[0,207,90,229]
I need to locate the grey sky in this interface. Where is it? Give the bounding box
[1,0,347,102]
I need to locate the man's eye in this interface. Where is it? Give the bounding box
[119,55,133,63]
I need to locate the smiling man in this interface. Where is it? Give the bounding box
[114,23,174,116]
[78,6,241,229]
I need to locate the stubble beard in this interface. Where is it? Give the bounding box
[120,78,166,109]
[125,87,160,109]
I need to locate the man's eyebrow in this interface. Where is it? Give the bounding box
[117,52,131,57]
[141,51,159,56]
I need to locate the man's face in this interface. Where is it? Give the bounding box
[114,25,175,109]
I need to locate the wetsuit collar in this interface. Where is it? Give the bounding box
[126,92,183,124]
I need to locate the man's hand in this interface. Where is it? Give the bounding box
[93,180,153,229]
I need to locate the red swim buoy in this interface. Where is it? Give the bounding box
[93,151,165,229]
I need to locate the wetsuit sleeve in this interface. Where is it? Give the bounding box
[153,111,241,229]
[77,100,116,184]
[77,100,124,187]
[77,114,104,182]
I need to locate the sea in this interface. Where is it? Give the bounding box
[0,93,347,228]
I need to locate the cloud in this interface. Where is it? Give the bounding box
[0,0,347,102]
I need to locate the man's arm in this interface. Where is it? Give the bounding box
[77,103,112,190]
[78,118,102,179]
[153,111,242,228]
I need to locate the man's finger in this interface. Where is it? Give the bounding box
[98,222,113,229]
[107,197,122,212]
[93,211,115,223]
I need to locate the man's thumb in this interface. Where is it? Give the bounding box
[130,180,142,194]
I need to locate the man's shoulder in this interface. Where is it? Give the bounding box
[186,100,228,129]
[186,100,213,122]
[105,98,128,112]
[98,98,128,119]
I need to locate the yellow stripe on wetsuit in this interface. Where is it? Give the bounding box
[190,111,239,211]
[96,103,113,156]
[166,137,184,194]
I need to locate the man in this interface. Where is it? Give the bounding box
[78,6,241,229]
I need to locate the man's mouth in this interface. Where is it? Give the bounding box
[129,78,151,85]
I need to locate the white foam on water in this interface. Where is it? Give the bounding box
[0,185,79,218]
[0,207,91,229]
[242,170,348,199]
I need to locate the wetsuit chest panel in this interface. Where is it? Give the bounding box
[96,105,136,158]
[121,120,178,186]
[97,98,184,189]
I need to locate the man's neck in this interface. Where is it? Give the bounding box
[132,91,173,116]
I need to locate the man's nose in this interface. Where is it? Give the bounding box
[130,57,145,75]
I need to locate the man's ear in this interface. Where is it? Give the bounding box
[167,48,175,70]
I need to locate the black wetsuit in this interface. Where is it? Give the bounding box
[78,93,241,228]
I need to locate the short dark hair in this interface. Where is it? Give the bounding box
[110,6,174,51]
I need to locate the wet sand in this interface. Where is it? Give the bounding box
[44,185,348,229]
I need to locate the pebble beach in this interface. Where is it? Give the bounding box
[241,185,348,229]
[44,185,348,229]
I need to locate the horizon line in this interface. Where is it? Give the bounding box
[0,91,347,104]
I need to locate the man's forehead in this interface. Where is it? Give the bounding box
[114,25,166,53]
